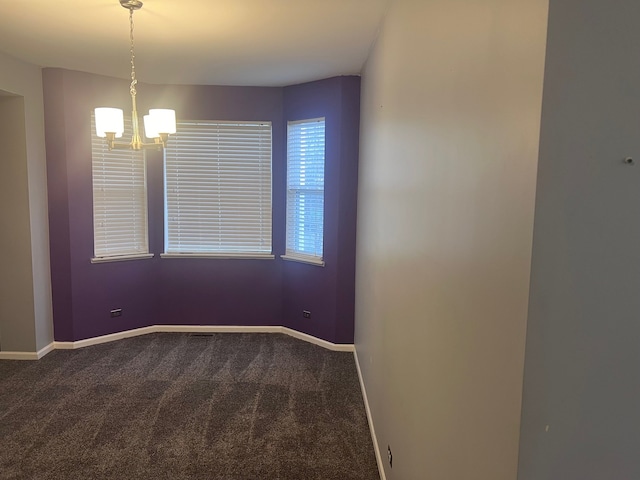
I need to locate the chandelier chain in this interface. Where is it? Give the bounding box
[129,7,137,98]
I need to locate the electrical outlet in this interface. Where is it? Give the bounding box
[388,445,393,468]
[302,310,311,319]
[110,308,122,318]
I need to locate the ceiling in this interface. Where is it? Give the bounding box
[0,0,389,87]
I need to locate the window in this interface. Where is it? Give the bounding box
[91,114,150,261]
[163,120,273,257]
[284,118,326,266]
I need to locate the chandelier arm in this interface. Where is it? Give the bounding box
[109,140,164,151]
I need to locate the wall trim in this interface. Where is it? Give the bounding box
[3,325,355,359]
[0,351,40,360]
[0,342,55,360]
[282,327,355,352]
[354,349,386,480]
[155,325,283,335]
[37,342,55,358]
[53,326,156,350]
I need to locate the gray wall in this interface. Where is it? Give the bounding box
[355,0,548,478]
[0,51,53,353]
[518,1,640,478]
[0,94,36,352]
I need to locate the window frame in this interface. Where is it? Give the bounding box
[282,117,326,267]
[90,113,152,263]
[161,119,274,259]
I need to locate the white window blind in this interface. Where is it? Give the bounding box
[285,118,326,264]
[164,120,272,256]
[91,114,149,259]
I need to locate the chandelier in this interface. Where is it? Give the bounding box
[94,0,176,150]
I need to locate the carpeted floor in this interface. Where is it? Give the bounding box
[0,333,380,480]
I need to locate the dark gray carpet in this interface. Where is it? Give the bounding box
[0,333,379,480]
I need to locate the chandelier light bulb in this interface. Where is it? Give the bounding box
[143,114,158,139]
[95,108,124,138]
[149,109,177,135]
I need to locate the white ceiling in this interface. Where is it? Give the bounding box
[0,0,388,87]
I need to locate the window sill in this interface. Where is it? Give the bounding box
[281,254,325,267]
[91,253,154,264]
[161,253,275,260]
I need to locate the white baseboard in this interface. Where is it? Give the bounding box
[53,326,155,350]
[0,342,56,360]
[282,327,355,352]
[155,325,354,352]
[154,325,283,335]
[3,325,355,359]
[0,351,40,360]
[37,343,55,359]
[354,349,386,480]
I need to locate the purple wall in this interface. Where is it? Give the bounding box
[143,83,286,329]
[336,78,361,343]
[43,68,359,344]
[43,70,73,341]
[281,77,361,344]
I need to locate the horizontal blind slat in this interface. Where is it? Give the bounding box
[286,119,326,259]
[91,114,149,258]
[165,120,273,255]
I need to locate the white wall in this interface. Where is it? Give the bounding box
[519,1,640,478]
[0,51,53,352]
[355,1,548,478]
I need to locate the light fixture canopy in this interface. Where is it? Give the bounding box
[119,0,143,10]
[95,0,175,151]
